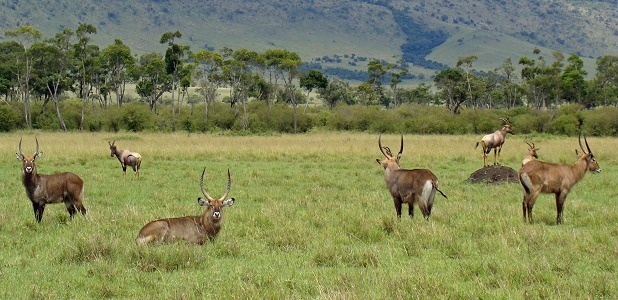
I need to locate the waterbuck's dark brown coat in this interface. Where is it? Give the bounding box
[16,138,86,223]
[518,134,600,224]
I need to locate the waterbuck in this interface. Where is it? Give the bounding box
[376,134,447,220]
[16,138,86,223]
[521,140,540,166]
[475,118,515,167]
[519,133,601,224]
[135,168,235,245]
[109,140,142,179]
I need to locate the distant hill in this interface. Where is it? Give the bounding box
[1,0,616,81]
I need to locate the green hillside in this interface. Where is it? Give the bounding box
[0,0,616,79]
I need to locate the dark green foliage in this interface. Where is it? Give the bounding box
[121,102,153,132]
[0,103,20,131]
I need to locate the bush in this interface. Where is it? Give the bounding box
[121,102,153,132]
[0,104,20,132]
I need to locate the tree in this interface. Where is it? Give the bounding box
[366,60,387,106]
[592,55,618,106]
[387,57,409,106]
[434,68,466,114]
[192,49,223,125]
[73,23,98,130]
[161,31,189,131]
[318,77,354,109]
[265,49,302,132]
[456,55,478,107]
[561,54,588,106]
[132,52,169,112]
[100,39,134,107]
[5,26,42,129]
[299,69,327,110]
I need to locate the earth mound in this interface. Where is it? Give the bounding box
[467,165,519,184]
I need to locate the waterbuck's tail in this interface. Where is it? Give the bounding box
[432,181,448,199]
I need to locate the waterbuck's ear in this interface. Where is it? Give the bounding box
[16,153,24,161]
[197,197,210,207]
[33,151,42,161]
[222,198,235,207]
[397,152,402,161]
[575,149,581,157]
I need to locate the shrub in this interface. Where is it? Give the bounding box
[0,104,20,132]
[121,102,153,132]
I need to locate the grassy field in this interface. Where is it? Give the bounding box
[0,132,616,299]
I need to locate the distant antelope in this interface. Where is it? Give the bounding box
[519,133,601,224]
[376,134,447,220]
[16,138,86,223]
[109,140,142,179]
[522,141,540,166]
[475,118,515,167]
[136,168,235,245]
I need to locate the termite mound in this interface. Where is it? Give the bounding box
[467,165,518,184]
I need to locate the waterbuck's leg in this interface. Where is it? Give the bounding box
[32,203,45,223]
[408,202,414,218]
[393,197,403,219]
[555,192,568,224]
[522,198,528,223]
[65,202,77,218]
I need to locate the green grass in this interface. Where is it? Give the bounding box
[0,132,616,299]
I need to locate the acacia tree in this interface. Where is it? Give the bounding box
[100,39,134,107]
[434,68,466,114]
[318,77,354,109]
[561,54,588,106]
[299,69,327,110]
[5,26,42,129]
[192,49,223,124]
[132,52,169,112]
[592,55,618,106]
[366,60,387,106]
[262,49,302,131]
[73,23,98,130]
[161,31,189,131]
[387,57,408,106]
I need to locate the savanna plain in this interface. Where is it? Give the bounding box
[0,132,616,299]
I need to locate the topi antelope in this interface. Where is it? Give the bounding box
[475,118,515,167]
[376,134,447,220]
[109,140,142,179]
[522,141,540,166]
[518,133,600,224]
[135,168,235,245]
[16,138,86,223]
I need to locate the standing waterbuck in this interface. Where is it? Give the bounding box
[519,133,601,224]
[475,118,515,167]
[16,138,86,223]
[136,168,235,245]
[109,140,142,179]
[376,134,447,220]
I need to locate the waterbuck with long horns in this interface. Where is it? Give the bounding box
[109,140,142,179]
[475,118,515,167]
[518,133,600,224]
[16,138,86,223]
[521,141,540,166]
[135,168,235,245]
[376,134,447,220]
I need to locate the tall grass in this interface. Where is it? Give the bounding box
[0,132,616,299]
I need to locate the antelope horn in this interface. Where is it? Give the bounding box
[199,168,215,201]
[398,134,404,156]
[500,118,510,125]
[35,137,40,156]
[525,140,533,148]
[578,132,587,154]
[218,169,232,201]
[378,133,389,158]
[584,135,592,155]
[18,137,24,156]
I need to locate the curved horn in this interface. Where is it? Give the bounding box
[218,169,232,201]
[378,133,388,158]
[525,140,533,148]
[578,132,587,154]
[199,168,215,201]
[18,137,24,156]
[35,137,40,156]
[584,135,592,155]
[398,134,404,156]
[500,118,510,125]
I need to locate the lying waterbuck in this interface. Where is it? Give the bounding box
[109,140,142,179]
[519,133,600,224]
[16,138,86,223]
[136,168,235,245]
[475,118,515,167]
[376,134,447,220]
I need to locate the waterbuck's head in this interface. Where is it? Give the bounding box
[576,133,601,173]
[376,134,403,171]
[197,168,235,222]
[108,140,117,157]
[16,138,42,175]
[501,118,515,135]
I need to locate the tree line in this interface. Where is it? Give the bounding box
[1,25,617,134]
